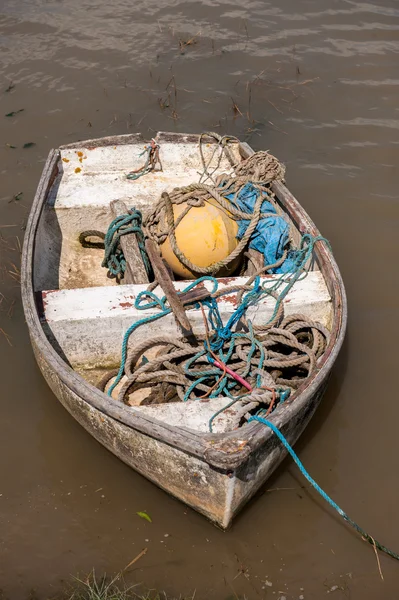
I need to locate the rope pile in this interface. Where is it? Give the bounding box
[99,234,329,430]
[144,135,287,277]
[80,133,289,281]
[107,310,328,407]
[197,132,285,185]
[81,133,330,429]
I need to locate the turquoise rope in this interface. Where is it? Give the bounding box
[126,146,153,180]
[102,209,151,278]
[107,291,171,397]
[108,277,220,397]
[208,386,290,432]
[206,276,262,352]
[249,415,399,561]
[109,235,329,403]
[262,233,329,325]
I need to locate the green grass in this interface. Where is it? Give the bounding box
[66,572,193,600]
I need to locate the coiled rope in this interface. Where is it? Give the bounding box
[100,234,329,425]
[101,209,151,278]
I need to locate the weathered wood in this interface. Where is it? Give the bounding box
[245,248,264,276]
[179,287,210,305]
[145,238,193,335]
[110,199,149,285]
[238,141,253,160]
[162,257,175,281]
[39,271,332,369]
[60,133,145,150]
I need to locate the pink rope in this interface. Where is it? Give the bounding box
[211,358,253,392]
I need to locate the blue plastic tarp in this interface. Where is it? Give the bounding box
[225,182,298,273]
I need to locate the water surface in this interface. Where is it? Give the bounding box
[1,0,398,598]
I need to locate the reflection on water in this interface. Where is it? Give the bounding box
[0,0,398,598]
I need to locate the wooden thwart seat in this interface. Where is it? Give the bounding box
[40,271,332,370]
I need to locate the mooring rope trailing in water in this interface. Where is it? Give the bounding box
[250,415,399,563]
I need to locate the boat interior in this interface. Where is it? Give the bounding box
[34,132,333,433]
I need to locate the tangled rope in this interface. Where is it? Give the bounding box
[80,133,328,429]
[127,138,162,180]
[144,134,287,277]
[80,134,289,281]
[80,210,152,281]
[233,149,286,184]
[99,234,329,432]
[109,310,328,410]
[197,132,285,185]
[145,186,268,276]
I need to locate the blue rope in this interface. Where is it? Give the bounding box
[126,145,153,180]
[204,276,262,353]
[109,235,329,406]
[201,234,328,366]
[108,277,220,397]
[262,233,330,325]
[249,415,399,561]
[193,233,323,402]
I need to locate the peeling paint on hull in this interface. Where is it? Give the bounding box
[32,336,328,528]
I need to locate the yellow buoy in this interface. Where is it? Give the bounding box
[159,201,239,279]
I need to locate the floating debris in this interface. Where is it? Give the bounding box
[137,511,152,523]
[8,192,23,204]
[5,109,24,117]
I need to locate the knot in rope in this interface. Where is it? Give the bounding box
[102,208,151,279]
[127,138,162,180]
[143,134,288,278]
[207,276,262,352]
[135,289,168,312]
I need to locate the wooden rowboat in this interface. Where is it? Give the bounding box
[21,132,347,528]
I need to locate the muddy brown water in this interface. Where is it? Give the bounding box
[1,0,399,598]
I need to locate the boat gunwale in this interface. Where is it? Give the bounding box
[21,133,347,471]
